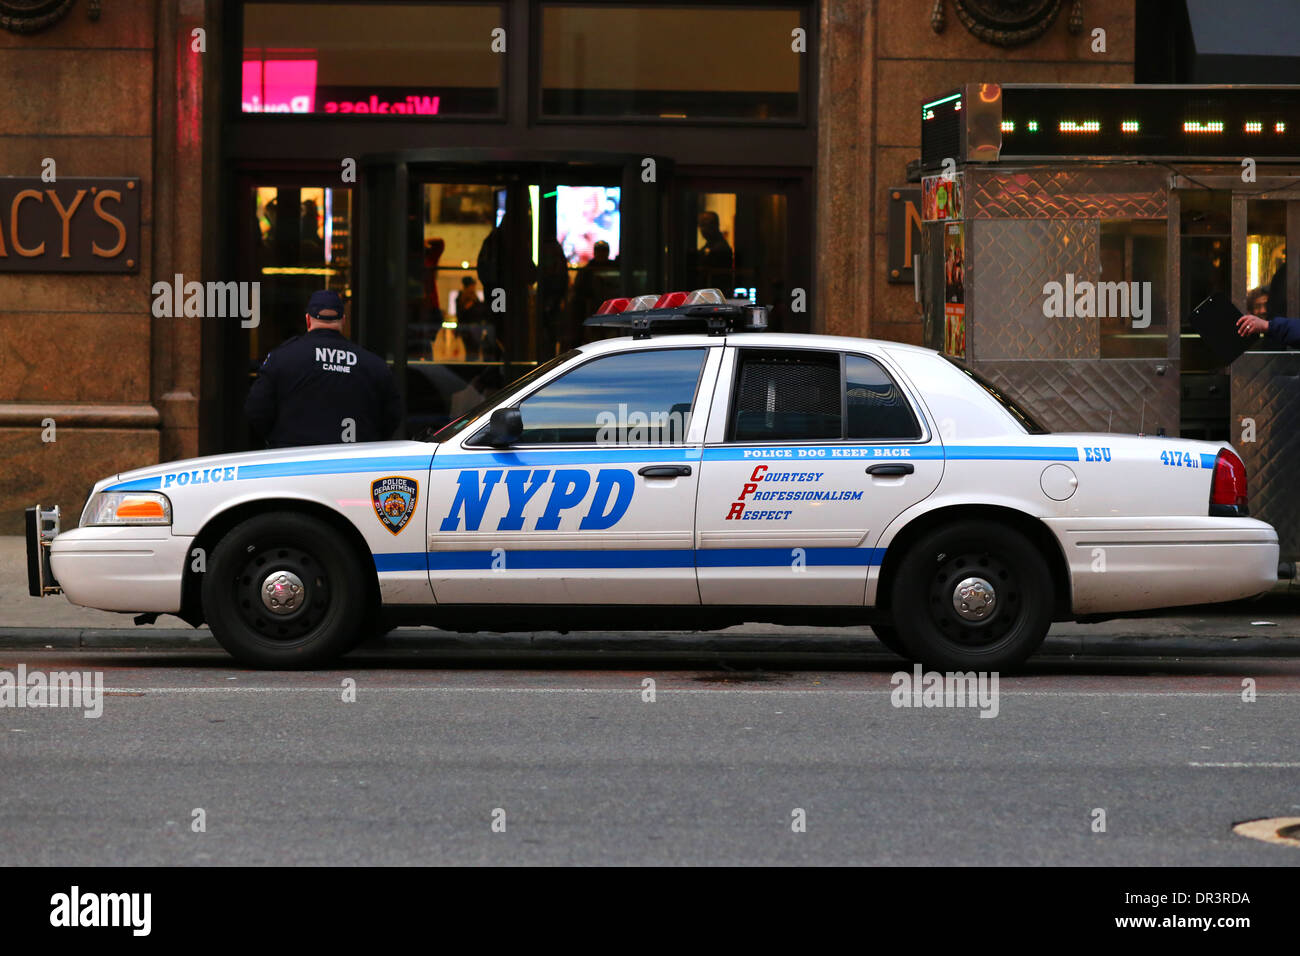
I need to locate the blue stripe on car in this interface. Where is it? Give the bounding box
[432,448,698,469]
[379,547,887,572]
[106,443,1083,492]
[236,456,433,479]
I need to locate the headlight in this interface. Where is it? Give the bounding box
[81,492,172,527]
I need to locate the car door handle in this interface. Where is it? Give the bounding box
[638,465,693,478]
[866,463,914,476]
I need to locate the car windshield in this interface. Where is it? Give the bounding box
[424,350,581,443]
[942,357,1050,434]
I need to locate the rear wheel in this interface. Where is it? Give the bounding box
[890,520,1053,671]
[202,513,368,668]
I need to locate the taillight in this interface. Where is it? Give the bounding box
[1209,448,1248,515]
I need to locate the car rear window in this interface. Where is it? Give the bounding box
[846,354,922,440]
[732,349,842,442]
[729,348,922,442]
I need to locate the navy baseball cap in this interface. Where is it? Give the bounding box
[306,289,344,318]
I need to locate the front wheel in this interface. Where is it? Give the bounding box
[202,513,369,668]
[890,520,1053,672]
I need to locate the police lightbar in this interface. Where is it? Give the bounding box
[585,288,769,337]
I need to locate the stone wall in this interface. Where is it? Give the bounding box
[0,0,208,533]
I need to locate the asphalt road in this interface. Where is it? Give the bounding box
[2,644,1299,866]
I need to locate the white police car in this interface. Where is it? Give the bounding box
[27,289,1278,670]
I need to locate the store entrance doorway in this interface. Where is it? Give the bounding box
[358,151,668,439]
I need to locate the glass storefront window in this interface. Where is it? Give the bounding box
[540,4,804,121]
[241,3,504,117]
[249,184,353,366]
[405,180,513,437]
[1099,220,1166,359]
[407,173,635,437]
[679,185,791,327]
[1246,200,1287,321]
[1179,191,1231,373]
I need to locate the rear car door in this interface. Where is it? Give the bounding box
[695,344,943,604]
[427,344,720,603]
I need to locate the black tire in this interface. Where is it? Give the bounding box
[869,623,908,658]
[890,520,1053,671]
[202,513,369,668]
[356,610,398,648]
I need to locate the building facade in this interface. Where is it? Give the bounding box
[1,0,1134,531]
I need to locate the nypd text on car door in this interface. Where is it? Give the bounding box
[695,343,942,604]
[426,343,722,603]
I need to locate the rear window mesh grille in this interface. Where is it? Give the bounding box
[733,352,841,441]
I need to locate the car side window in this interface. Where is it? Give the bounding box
[730,349,842,441]
[512,348,707,445]
[845,354,922,440]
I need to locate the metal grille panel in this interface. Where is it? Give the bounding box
[735,350,840,441]
[973,359,1180,436]
[967,167,1169,220]
[970,219,1099,361]
[1231,353,1300,560]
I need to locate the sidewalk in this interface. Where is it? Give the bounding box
[4,535,1299,655]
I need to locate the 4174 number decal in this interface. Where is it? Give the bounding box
[1159,450,1200,468]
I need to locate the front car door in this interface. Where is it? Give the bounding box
[695,341,943,605]
[427,341,721,603]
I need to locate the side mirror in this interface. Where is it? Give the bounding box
[486,407,522,447]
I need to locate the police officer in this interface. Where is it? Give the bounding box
[245,290,402,447]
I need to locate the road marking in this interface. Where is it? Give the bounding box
[84,686,1300,697]
[1232,817,1300,847]
[1189,762,1300,768]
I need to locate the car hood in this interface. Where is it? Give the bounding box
[99,441,435,493]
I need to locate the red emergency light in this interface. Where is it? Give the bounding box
[594,288,731,316]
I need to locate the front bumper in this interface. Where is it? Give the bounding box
[1046,516,1280,615]
[48,526,193,613]
[24,504,62,596]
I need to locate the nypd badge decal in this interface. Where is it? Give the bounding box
[372,476,419,535]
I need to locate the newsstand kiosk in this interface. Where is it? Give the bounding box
[917,83,1300,563]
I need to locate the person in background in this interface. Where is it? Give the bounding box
[454,276,499,362]
[1267,261,1287,319]
[1237,308,1300,348]
[246,290,401,447]
[695,211,733,289]
[1246,286,1269,319]
[571,240,619,327]
[455,275,484,319]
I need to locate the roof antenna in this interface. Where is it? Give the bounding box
[1107,410,1113,434]
[1138,399,1146,436]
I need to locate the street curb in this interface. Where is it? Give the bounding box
[0,627,1297,658]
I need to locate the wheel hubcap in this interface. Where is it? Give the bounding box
[926,550,1021,647]
[952,576,996,621]
[261,569,305,615]
[232,544,330,642]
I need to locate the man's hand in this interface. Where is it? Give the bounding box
[1237,314,1269,337]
